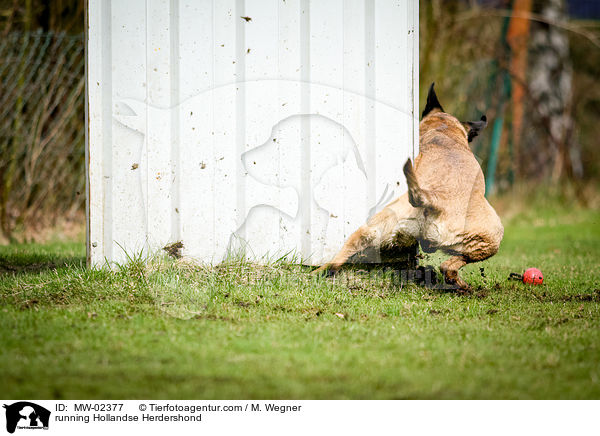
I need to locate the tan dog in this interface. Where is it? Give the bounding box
[314,83,503,290]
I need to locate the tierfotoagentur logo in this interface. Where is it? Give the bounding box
[3,402,50,434]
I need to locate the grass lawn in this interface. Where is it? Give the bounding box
[1,201,599,399]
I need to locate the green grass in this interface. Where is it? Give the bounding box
[1,204,599,399]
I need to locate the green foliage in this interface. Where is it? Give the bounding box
[0,206,599,399]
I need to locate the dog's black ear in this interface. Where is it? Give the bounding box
[464,115,487,142]
[421,82,444,119]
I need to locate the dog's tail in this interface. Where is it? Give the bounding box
[403,159,428,208]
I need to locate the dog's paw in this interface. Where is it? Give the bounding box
[442,269,472,293]
[311,265,337,278]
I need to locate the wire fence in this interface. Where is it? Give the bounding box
[0,30,84,240]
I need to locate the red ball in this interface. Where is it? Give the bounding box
[523,268,543,285]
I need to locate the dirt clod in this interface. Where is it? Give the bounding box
[163,241,184,259]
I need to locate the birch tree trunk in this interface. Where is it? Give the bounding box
[528,0,583,180]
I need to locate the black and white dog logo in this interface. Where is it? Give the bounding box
[3,402,50,434]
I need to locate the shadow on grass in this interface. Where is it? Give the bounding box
[0,253,85,275]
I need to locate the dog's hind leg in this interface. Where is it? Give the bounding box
[313,223,380,275]
[441,224,503,290]
[313,194,419,275]
[440,236,501,291]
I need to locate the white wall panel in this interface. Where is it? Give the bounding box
[86,0,419,266]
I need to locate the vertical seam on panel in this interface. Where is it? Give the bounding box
[277,1,282,257]
[236,0,246,242]
[413,0,419,159]
[145,0,150,256]
[342,0,346,240]
[85,0,91,265]
[410,0,414,158]
[102,0,112,262]
[300,0,310,261]
[365,0,375,218]
[170,0,181,243]
[211,0,215,260]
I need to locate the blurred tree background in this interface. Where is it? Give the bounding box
[0,0,598,242]
[420,0,600,196]
[0,0,84,242]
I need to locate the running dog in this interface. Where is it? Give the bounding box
[314,83,503,290]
